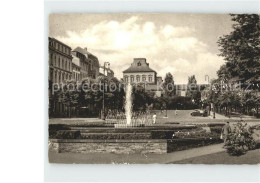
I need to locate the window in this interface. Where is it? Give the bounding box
[137,62,141,66]
[54,55,56,66]
[136,75,140,82]
[148,75,153,82]
[50,54,53,66]
[142,75,146,82]
[124,76,129,83]
[130,75,134,82]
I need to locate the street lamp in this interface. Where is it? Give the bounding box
[101,62,110,120]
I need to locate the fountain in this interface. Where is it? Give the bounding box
[114,82,148,128]
[125,82,132,125]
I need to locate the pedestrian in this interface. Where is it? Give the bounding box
[152,112,157,124]
[221,121,231,146]
[175,109,178,115]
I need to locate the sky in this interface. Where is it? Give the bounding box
[49,14,234,84]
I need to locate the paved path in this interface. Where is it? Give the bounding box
[172,149,260,164]
[161,144,225,164]
[208,112,256,120]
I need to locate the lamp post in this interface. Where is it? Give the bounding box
[101,62,110,120]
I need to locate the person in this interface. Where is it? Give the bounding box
[152,112,157,124]
[221,121,231,145]
[175,109,178,115]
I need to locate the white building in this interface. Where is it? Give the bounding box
[123,58,163,97]
[123,58,157,84]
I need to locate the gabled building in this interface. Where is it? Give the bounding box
[123,58,157,84]
[72,47,100,80]
[123,58,163,97]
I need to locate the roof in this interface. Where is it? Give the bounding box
[73,47,88,54]
[123,58,156,73]
[49,37,71,49]
[73,47,98,59]
[72,47,99,65]
[73,47,89,59]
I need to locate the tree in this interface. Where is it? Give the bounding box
[58,80,79,118]
[217,14,260,87]
[188,75,197,85]
[163,72,175,97]
[187,75,201,105]
[132,84,153,111]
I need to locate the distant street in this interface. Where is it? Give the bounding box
[49,110,260,126]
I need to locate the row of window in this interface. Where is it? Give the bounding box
[81,62,89,72]
[124,75,153,83]
[50,53,72,72]
[49,41,70,55]
[75,52,95,72]
[73,72,80,81]
[50,70,72,83]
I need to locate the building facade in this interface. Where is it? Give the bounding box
[123,58,163,97]
[72,47,100,80]
[123,58,157,84]
[71,54,81,82]
[100,65,115,78]
[88,53,100,79]
[48,37,73,84]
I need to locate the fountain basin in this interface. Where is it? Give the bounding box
[114,124,145,128]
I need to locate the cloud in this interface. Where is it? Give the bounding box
[161,25,194,38]
[54,16,224,84]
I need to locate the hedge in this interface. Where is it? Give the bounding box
[51,130,81,139]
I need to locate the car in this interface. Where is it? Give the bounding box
[190,109,207,117]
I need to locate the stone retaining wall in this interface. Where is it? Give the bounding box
[49,139,167,154]
[167,138,222,152]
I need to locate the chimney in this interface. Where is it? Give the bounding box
[84,47,87,51]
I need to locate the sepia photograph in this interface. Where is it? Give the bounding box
[48,13,260,164]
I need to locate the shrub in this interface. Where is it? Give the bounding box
[210,126,222,134]
[207,123,225,127]
[226,122,256,156]
[53,130,81,139]
[49,124,70,138]
[151,130,174,139]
